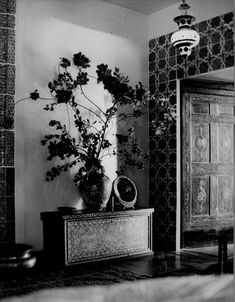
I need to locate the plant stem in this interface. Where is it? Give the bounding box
[75,146,89,155]
[104,110,147,140]
[96,99,118,159]
[99,151,114,159]
[96,119,109,160]
[66,104,71,131]
[58,62,60,75]
[74,102,105,124]
[86,124,99,133]
[99,142,133,159]
[14,97,54,106]
[61,124,88,155]
[14,97,29,106]
[104,117,129,138]
[87,74,97,80]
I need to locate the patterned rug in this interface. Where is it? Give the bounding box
[0,265,152,299]
[0,246,233,299]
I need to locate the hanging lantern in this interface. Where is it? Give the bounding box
[171,0,200,57]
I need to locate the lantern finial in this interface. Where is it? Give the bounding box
[171,0,200,57]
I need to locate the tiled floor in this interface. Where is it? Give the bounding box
[105,244,234,277]
[0,245,233,299]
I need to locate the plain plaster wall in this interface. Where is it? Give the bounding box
[148,0,234,39]
[15,0,148,250]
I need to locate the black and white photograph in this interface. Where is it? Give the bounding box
[0,0,234,301]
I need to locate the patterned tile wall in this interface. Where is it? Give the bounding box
[0,0,16,245]
[149,11,234,251]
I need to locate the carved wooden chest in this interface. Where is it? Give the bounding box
[41,208,154,265]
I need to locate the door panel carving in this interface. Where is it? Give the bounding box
[218,105,234,115]
[218,125,233,163]
[181,80,234,248]
[191,103,210,114]
[218,176,233,214]
[192,125,209,162]
[192,177,209,216]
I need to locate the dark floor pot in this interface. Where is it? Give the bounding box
[0,243,36,271]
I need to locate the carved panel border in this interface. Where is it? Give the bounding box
[66,216,150,263]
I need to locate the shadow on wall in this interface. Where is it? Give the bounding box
[116,105,149,209]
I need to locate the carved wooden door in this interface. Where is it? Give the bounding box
[181,80,234,248]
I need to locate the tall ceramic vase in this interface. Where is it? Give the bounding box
[79,169,112,211]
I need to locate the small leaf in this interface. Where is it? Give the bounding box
[30,90,40,100]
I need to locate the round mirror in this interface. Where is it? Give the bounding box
[113,176,137,209]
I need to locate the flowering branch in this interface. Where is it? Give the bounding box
[25,52,176,184]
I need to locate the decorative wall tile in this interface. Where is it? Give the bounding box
[169,80,176,91]
[149,74,156,86]
[211,57,223,70]
[0,0,16,14]
[0,196,5,220]
[0,131,4,166]
[0,221,7,240]
[0,221,14,243]
[223,12,233,25]
[158,48,166,60]
[149,85,155,95]
[0,131,14,166]
[168,56,176,67]
[176,66,186,79]
[169,45,176,57]
[223,27,234,40]
[6,167,14,195]
[149,39,156,50]
[197,20,208,33]
[211,43,222,55]
[5,196,14,220]
[0,28,13,63]
[6,64,15,94]
[158,71,168,83]
[187,64,197,77]
[0,0,15,246]
[199,61,209,74]
[0,64,6,92]
[149,11,234,251]
[149,61,155,73]
[0,64,15,94]
[149,51,156,62]
[0,196,14,221]
[0,168,14,222]
[224,54,234,67]
[6,30,15,64]
[0,167,5,180]
[199,34,209,48]
[0,13,15,28]
[5,131,14,166]
[224,39,234,52]
[0,95,14,129]
[0,181,5,196]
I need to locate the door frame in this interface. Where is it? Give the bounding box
[176,75,234,250]
[176,79,181,251]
